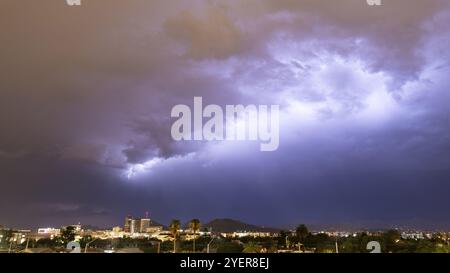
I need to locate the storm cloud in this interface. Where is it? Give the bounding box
[1,0,450,229]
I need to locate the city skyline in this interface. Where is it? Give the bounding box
[1,1,450,230]
[4,214,449,234]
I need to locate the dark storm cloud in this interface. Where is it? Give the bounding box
[263,0,449,83]
[1,0,450,229]
[164,5,244,59]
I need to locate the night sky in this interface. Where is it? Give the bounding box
[1,0,450,230]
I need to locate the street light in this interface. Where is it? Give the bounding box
[84,238,99,253]
[207,236,216,254]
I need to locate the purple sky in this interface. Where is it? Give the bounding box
[1,0,450,230]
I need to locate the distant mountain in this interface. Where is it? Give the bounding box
[82,225,102,231]
[204,218,280,233]
[150,220,165,228]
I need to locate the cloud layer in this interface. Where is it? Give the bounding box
[1,0,450,229]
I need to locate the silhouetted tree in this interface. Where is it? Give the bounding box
[296,224,309,245]
[189,219,201,252]
[61,226,76,245]
[243,241,262,253]
[169,219,181,253]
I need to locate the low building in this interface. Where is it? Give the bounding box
[146,225,163,233]
[220,231,274,238]
[37,228,61,238]
[12,230,31,244]
[401,232,425,240]
[112,226,122,233]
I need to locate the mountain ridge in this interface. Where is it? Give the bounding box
[204,218,280,233]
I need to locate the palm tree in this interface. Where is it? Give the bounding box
[296,224,309,252]
[189,219,201,252]
[169,219,181,253]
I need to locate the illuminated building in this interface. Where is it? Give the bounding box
[37,228,60,238]
[124,216,132,233]
[124,214,153,234]
[139,218,150,233]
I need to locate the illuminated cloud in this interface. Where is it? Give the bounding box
[126,158,163,180]
[1,0,450,228]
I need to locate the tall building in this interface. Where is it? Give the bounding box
[124,213,152,234]
[140,218,150,233]
[124,216,132,233]
[130,219,139,234]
